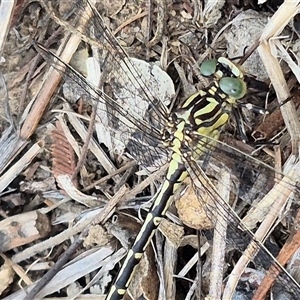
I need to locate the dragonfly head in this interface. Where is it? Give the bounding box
[200,57,247,100]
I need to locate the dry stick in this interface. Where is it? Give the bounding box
[145,0,152,61]
[19,31,82,140]
[163,244,177,299]
[192,0,202,25]
[252,209,300,300]
[156,230,167,299]
[114,9,147,35]
[146,0,167,48]
[160,220,185,299]
[70,31,113,181]
[208,170,230,300]
[21,0,97,142]
[147,0,152,41]
[259,43,300,153]
[23,184,128,300]
[196,232,202,299]
[18,27,64,120]
[258,3,300,153]
[71,101,97,181]
[0,0,16,54]
[82,160,136,192]
[238,39,260,66]
[124,164,168,201]
[113,163,137,192]
[0,142,43,192]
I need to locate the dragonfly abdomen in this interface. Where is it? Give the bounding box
[106,164,187,300]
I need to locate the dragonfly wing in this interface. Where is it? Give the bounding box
[38,0,175,169]
[36,43,171,170]
[184,139,300,298]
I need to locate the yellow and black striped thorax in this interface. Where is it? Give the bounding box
[163,57,247,160]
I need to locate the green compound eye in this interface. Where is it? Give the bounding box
[220,77,247,99]
[200,59,217,77]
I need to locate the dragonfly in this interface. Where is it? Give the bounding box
[34,1,300,299]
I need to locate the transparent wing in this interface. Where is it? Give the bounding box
[185,137,300,298]
[36,44,172,169]
[41,0,172,120]
[38,0,175,168]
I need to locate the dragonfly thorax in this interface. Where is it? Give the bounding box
[161,66,248,163]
